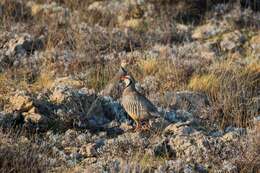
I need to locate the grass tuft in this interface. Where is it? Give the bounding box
[189,60,260,128]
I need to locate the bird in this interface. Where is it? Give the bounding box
[120,75,160,131]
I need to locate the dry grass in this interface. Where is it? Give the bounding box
[189,60,260,128]
[0,69,36,92]
[189,74,220,93]
[0,74,10,109]
[133,58,195,93]
[235,124,260,173]
[133,153,166,172]
[0,0,32,23]
[137,58,159,76]
[0,73,10,96]
[29,70,55,92]
[0,129,59,173]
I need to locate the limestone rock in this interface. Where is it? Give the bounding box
[169,91,210,115]
[9,92,34,112]
[222,126,246,142]
[50,85,96,128]
[23,107,48,124]
[85,96,127,129]
[163,121,197,136]
[4,33,45,57]
[50,85,95,106]
[50,77,83,91]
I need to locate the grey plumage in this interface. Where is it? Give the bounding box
[121,75,160,129]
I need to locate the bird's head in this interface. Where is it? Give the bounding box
[120,75,134,88]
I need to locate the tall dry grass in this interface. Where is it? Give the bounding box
[0,129,61,173]
[189,60,260,128]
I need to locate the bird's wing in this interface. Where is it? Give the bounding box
[136,94,161,117]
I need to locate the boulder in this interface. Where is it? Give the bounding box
[4,33,45,57]
[8,92,33,112]
[50,85,90,104]
[169,91,210,116]
[85,96,127,129]
[222,126,246,142]
[50,85,96,128]
[5,91,52,130]
[23,107,49,125]
[163,120,198,136]
[50,77,83,91]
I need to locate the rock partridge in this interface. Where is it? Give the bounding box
[120,75,160,130]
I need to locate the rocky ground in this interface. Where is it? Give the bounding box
[0,0,260,172]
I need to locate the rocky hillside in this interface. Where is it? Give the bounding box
[0,0,259,172]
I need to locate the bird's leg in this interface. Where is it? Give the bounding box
[134,121,141,132]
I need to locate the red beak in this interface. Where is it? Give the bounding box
[120,76,128,80]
